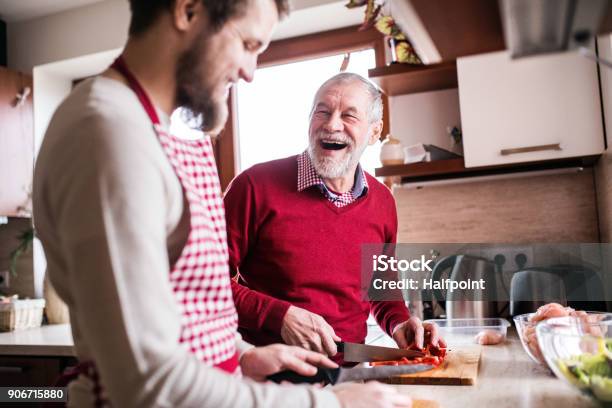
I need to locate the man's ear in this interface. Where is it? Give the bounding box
[173,0,201,32]
[368,120,383,145]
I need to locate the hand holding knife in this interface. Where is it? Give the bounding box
[267,342,432,384]
[267,363,434,385]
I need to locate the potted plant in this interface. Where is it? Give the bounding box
[9,226,69,324]
[9,227,34,278]
[345,0,422,64]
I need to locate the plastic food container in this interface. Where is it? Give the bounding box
[424,318,510,346]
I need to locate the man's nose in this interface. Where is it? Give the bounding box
[323,112,343,132]
[239,55,257,83]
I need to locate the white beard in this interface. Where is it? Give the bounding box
[308,134,368,179]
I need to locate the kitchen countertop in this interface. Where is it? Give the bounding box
[393,328,598,408]
[0,324,601,406]
[0,324,74,357]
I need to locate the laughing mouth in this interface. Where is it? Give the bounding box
[320,139,348,151]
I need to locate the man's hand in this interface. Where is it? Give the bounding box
[392,316,446,350]
[240,344,338,381]
[280,306,341,355]
[333,382,412,408]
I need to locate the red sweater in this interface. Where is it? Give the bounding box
[224,155,409,346]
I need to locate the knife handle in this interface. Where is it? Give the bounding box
[266,367,340,384]
[335,341,345,353]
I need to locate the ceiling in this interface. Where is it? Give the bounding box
[0,0,106,22]
[0,0,354,28]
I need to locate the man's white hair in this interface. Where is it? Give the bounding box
[309,72,383,124]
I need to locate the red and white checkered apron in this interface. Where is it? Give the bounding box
[111,57,240,372]
[59,57,240,408]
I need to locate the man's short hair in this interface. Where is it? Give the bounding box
[310,73,383,124]
[128,0,290,36]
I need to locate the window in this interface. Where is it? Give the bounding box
[235,49,383,175]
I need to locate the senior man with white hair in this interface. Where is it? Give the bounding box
[224,73,444,360]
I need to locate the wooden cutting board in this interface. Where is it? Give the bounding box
[379,346,482,385]
[414,399,440,408]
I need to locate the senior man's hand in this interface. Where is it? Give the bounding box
[281,305,341,356]
[392,316,446,350]
[240,344,338,381]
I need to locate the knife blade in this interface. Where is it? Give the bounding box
[267,364,434,385]
[337,341,425,362]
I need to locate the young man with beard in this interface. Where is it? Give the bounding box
[33,1,412,407]
[225,73,445,357]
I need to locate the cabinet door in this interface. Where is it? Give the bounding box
[0,67,34,216]
[457,50,604,168]
[0,356,61,386]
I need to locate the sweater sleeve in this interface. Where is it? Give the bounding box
[224,171,292,335]
[370,191,410,336]
[35,112,338,408]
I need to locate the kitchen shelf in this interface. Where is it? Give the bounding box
[375,156,601,183]
[368,62,458,96]
[375,158,466,178]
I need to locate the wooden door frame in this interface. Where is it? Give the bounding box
[214,25,389,191]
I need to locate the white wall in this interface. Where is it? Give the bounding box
[389,88,462,152]
[7,0,360,73]
[33,49,121,154]
[7,0,129,73]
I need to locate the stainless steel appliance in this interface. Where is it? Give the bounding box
[430,254,499,319]
[337,341,424,363]
[509,264,607,315]
[499,0,611,58]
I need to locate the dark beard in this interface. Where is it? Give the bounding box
[175,37,224,133]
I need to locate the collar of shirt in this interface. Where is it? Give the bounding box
[296,151,368,201]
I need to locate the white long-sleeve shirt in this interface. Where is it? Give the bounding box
[33,76,340,408]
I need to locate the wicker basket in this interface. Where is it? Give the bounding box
[0,299,45,331]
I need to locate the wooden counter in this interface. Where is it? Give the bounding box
[394,329,597,408]
[0,324,74,357]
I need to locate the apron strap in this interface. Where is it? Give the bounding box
[110,56,161,126]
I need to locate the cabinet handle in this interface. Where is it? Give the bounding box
[500,143,562,156]
[0,366,25,373]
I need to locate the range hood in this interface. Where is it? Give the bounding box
[500,0,612,58]
[388,0,612,64]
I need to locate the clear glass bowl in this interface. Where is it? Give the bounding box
[536,314,612,404]
[515,311,610,366]
[514,313,546,364]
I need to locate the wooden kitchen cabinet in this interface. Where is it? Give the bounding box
[0,355,76,387]
[369,62,458,96]
[389,0,505,64]
[0,67,34,217]
[457,50,605,168]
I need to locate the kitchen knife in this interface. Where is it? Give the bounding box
[267,364,434,385]
[337,341,425,362]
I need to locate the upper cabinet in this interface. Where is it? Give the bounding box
[457,50,604,168]
[0,67,34,217]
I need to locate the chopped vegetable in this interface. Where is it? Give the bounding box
[558,338,612,402]
[370,344,446,368]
